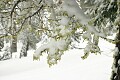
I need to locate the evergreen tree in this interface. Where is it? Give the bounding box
[79,0,120,80]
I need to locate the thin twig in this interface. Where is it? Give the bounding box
[16,5,44,34]
[10,0,21,18]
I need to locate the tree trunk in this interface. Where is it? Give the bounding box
[20,39,29,58]
[111,25,120,80]
[0,38,4,51]
[10,36,17,53]
[10,5,17,54]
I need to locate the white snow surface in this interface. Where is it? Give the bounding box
[0,39,114,80]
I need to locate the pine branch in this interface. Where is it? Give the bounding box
[101,37,120,44]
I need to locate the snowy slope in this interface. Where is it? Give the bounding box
[0,39,114,80]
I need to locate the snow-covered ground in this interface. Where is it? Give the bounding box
[0,39,114,80]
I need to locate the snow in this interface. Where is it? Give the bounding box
[58,25,71,36]
[59,0,106,38]
[34,38,68,56]
[45,0,53,6]
[111,0,115,3]
[62,0,89,24]
[59,16,69,26]
[106,22,111,28]
[82,32,91,40]
[0,39,114,80]
[114,47,119,57]
[118,59,120,65]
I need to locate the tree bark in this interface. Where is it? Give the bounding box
[10,36,17,53]
[20,39,29,58]
[9,27,17,58]
[111,25,120,80]
[0,38,4,51]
